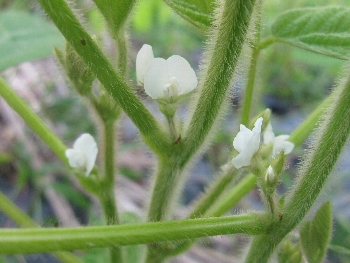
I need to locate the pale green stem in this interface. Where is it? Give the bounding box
[257,37,276,50]
[0,192,83,263]
[240,4,261,126]
[166,116,178,141]
[99,122,124,262]
[189,165,237,218]
[117,31,128,77]
[0,77,67,165]
[0,213,268,255]
[245,70,350,262]
[38,0,169,155]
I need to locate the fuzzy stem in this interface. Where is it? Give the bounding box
[181,0,257,165]
[0,192,83,263]
[0,77,67,165]
[146,158,181,222]
[189,164,237,218]
[38,0,169,155]
[245,70,350,262]
[0,213,268,255]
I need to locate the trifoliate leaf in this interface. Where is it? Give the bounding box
[271,6,350,60]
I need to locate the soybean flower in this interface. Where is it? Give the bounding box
[136,44,198,102]
[263,123,294,157]
[232,117,263,169]
[65,133,98,176]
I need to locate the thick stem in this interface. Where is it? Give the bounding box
[245,70,350,262]
[0,213,268,254]
[0,192,83,263]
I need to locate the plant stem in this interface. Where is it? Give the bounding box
[38,0,169,155]
[166,116,178,141]
[0,192,83,263]
[99,122,124,262]
[146,157,181,222]
[0,77,67,165]
[0,213,268,255]
[245,69,350,263]
[189,164,237,218]
[240,5,261,126]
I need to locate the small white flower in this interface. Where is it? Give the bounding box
[265,165,276,184]
[263,123,294,157]
[136,44,198,102]
[232,117,263,169]
[65,133,98,176]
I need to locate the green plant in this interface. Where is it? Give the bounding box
[0,0,350,262]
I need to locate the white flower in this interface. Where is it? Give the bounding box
[263,123,294,157]
[136,44,198,101]
[232,117,263,169]
[65,133,98,176]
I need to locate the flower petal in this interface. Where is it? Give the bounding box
[232,131,260,169]
[136,44,154,85]
[166,55,197,95]
[263,123,275,144]
[73,133,98,176]
[233,124,253,152]
[65,149,86,168]
[252,117,263,133]
[273,135,294,156]
[144,58,169,99]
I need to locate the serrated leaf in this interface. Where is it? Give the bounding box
[163,0,214,29]
[271,6,350,60]
[300,202,332,263]
[0,10,63,71]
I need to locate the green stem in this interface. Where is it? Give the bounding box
[0,213,268,255]
[240,5,261,126]
[0,192,83,263]
[207,173,257,217]
[38,0,169,155]
[181,0,257,165]
[189,164,237,218]
[257,37,276,50]
[117,32,128,77]
[166,116,177,141]
[147,158,181,222]
[245,70,350,262]
[99,122,124,262]
[0,77,67,165]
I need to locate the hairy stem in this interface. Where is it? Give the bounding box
[0,213,268,255]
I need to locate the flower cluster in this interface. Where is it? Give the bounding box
[65,133,98,176]
[231,118,294,169]
[136,44,198,103]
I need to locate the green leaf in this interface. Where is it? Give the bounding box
[329,244,350,256]
[0,10,63,71]
[271,6,350,60]
[163,0,214,29]
[300,202,332,263]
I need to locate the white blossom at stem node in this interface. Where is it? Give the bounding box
[136,44,198,102]
[232,117,263,169]
[65,133,98,176]
[263,123,294,157]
